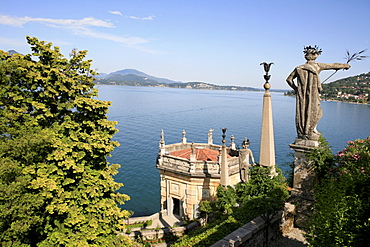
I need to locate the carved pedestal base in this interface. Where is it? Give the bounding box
[289,139,318,229]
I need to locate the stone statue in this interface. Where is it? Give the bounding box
[239,138,255,182]
[207,128,214,144]
[286,46,350,141]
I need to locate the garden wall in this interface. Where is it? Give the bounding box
[211,211,284,247]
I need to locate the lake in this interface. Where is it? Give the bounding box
[96,85,370,216]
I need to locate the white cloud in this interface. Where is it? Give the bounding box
[0,15,26,27]
[108,11,123,16]
[129,16,139,20]
[76,27,148,46]
[0,15,159,53]
[76,28,161,54]
[0,15,115,28]
[142,15,155,21]
[129,15,155,21]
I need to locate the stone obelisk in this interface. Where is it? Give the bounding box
[220,128,229,186]
[259,62,276,176]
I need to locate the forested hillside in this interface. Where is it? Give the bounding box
[285,72,370,103]
[321,72,369,103]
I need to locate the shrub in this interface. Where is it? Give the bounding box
[307,137,370,247]
[306,135,336,182]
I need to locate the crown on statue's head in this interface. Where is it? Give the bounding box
[303,45,322,55]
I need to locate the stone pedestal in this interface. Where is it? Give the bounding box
[289,139,318,229]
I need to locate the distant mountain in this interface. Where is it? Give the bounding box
[98,69,179,84]
[95,68,267,92]
[95,72,108,79]
[96,73,163,87]
[7,50,21,55]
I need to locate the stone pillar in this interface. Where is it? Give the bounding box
[159,129,166,155]
[230,135,236,150]
[259,62,276,176]
[182,130,187,144]
[208,128,214,145]
[166,179,172,216]
[220,128,229,186]
[289,139,319,228]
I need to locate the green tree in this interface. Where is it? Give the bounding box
[306,135,336,182]
[0,37,136,246]
[199,200,216,224]
[216,185,236,215]
[235,166,288,206]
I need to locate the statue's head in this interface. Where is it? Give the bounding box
[304,45,322,61]
[242,138,250,149]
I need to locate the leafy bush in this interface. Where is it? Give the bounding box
[172,215,238,247]
[199,200,217,224]
[125,220,153,230]
[307,137,370,247]
[306,135,336,182]
[216,185,236,214]
[235,166,288,206]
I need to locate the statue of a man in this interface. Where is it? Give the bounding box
[239,138,255,182]
[286,46,350,141]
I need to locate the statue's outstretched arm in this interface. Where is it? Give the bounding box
[319,63,351,71]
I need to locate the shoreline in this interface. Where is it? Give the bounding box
[284,94,369,105]
[322,98,369,105]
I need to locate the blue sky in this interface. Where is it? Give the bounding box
[1,0,369,89]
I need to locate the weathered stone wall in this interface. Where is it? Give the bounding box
[124,203,296,246]
[123,218,200,241]
[211,211,283,247]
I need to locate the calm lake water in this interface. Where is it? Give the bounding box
[96,85,370,216]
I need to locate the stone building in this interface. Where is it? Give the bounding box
[156,129,252,220]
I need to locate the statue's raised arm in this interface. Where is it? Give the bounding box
[317,62,350,72]
[286,46,350,141]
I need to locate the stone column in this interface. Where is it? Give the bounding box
[230,135,236,150]
[220,128,229,186]
[259,62,276,176]
[159,129,166,155]
[166,179,172,216]
[182,130,187,144]
[208,128,214,145]
[289,139,319,228]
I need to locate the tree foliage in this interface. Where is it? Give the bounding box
[307,137,370,247]
[306,135,336,182]
[234,166,289,222]
[0,37,136,246]
[198,200,216,224]
[215,185,236,215]
[214,166,289,220]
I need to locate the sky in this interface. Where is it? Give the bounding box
[1,0,369,89]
